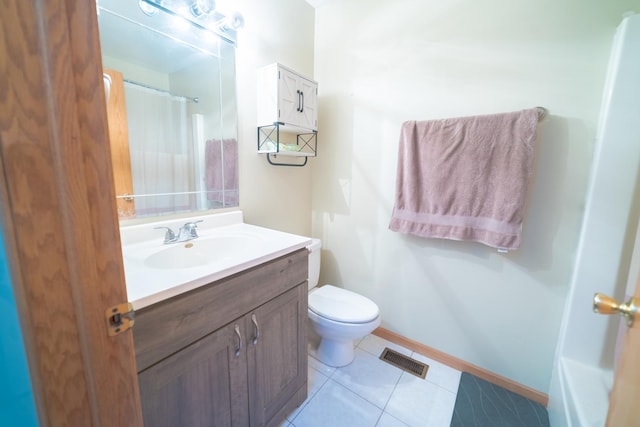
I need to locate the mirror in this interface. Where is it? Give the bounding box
[97,0,239,220]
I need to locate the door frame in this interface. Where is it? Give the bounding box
[0,1,143,425]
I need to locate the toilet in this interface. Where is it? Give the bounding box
[307,239,381,367]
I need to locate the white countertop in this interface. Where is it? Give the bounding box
[120,211,311,310]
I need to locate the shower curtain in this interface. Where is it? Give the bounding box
[124,83,191,216]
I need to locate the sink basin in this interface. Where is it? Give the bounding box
[124,231,263,271]
[119,211,312,310]
[144,235,253,269]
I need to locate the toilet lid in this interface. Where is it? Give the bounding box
[309,285,379,324]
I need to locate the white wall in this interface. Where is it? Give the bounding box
[234,0,315,236]
[311,0,637,393]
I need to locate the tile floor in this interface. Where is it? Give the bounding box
[281,331,462,427]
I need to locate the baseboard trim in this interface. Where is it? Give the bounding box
[373,327,549,407]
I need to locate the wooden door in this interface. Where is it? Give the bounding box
[0,0,143,425]
[247,284,308,427]
[104,69,136,219]
[138,322,250,427]
[605,276,640,425]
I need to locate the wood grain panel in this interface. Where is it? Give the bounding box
[138,322,249,427]
[104,69,136,219]
[64,1,143,424]
[0,0,142,425]
[134,249,308,371]
[248,284,308,426]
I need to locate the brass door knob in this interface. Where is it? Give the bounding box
[593,293,638,327]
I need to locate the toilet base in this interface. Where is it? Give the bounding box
[316,338,355,367]
[308,310,381,368]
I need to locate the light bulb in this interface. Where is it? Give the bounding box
[221,11,244,31]
[138,0,158,17]
[190,0,216,17]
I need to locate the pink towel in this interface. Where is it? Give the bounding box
[389,109,540,250]
[205,139,239,206]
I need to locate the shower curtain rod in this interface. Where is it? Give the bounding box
[123,78,199,103]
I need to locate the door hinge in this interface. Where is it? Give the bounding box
[105,302,135,336]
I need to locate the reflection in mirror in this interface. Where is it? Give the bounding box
[97,0,239,219]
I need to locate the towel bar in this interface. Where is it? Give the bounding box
[536,106,548,120]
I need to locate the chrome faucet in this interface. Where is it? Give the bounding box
[155,220,203,244]
[178,220,203,241]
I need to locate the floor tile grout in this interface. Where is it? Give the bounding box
[295,333,461,427]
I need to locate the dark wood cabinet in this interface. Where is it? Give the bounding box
[133,249,308,427]
[248,286,307,426]
[138,322,249,427]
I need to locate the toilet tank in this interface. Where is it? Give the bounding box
[307,238,321,290]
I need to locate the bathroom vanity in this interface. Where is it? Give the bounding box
[121,212,310,427]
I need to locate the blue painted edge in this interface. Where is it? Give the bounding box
[0,226,39,426]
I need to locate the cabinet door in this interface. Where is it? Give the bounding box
[277,67,302,127]
[138,322,249,427]
[247,284,308,427]
[297,77,317,131]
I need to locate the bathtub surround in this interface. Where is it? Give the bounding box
[389,108,540,250]
[548,13,640,426]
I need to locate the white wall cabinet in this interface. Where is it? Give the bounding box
[257,63,318,164]
[257,63,318,131]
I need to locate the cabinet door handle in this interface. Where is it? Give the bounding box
[234,324,242,357]
[296,90,301,112]
[300,91,304,113]
[251,314,260,345]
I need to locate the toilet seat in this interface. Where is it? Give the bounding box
[309,285,379,324]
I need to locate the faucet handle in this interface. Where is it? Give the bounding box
[182,220,203,238]
[154,226,177,244]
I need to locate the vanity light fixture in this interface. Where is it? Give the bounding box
[138,0,159,16]
[138,0,244,45]
[190,0,216,17]
[220,11,244,31]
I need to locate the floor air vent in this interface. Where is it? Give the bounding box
[379,348,428,379]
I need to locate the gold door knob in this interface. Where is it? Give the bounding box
[593,293,638,327]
